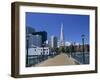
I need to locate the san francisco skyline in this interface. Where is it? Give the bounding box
[26,12,89,44]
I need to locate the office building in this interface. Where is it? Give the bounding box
[26,27,35,34]
[32,31,47,46]
[27,34,42,48]
[51,36,58,48]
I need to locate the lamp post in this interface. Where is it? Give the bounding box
[73,42,76,57]
[70,43,73,57]
[42,43,45,60]
[81,34,85,64]
[26,34,29,67]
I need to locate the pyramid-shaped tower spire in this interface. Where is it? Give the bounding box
[60,23,64,46]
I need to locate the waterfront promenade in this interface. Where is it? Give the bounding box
[35,53,78,67]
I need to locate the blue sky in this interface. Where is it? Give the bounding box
[26,12,89,44]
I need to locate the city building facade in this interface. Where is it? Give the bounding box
[32,31,47,46]
[28,47,50,55]
[50,36,58,48]
[26,26,35,34]
[27,34,42,48]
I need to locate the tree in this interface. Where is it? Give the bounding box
[65,46,70,53]
[58,46,65,53]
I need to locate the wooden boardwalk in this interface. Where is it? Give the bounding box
[35,53,78,67]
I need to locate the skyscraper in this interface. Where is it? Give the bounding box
[60,23,64,46]
[26,27,35,34]
[28,34,42,47]
[26,27,46,48]
[32,31,47,46]
[51,36,58,48]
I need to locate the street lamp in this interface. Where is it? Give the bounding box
[26,34,29,67]
[81,34,85,64]
[70,43,73,57]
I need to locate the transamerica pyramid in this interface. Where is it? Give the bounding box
[60,23,64,46]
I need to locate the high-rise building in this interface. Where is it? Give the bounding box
[32,31,47,46]
[57,40,60,48]
[26,27,47,48]
[51,36,58,48]
[28,34,42,48]
[33,35,42,47]
[26,27,36,48]
[26,27,35,34]
[60,23,65,47]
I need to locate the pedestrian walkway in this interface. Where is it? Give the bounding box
[35,53,78,67]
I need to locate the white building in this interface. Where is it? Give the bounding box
[45,40,49,47]
[65,41,71,46]
[57,40,60,48]
[50,36,57,48]
[27,34,42,48]
[28,47,50,55]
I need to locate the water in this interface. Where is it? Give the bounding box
[71,52,89,64]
